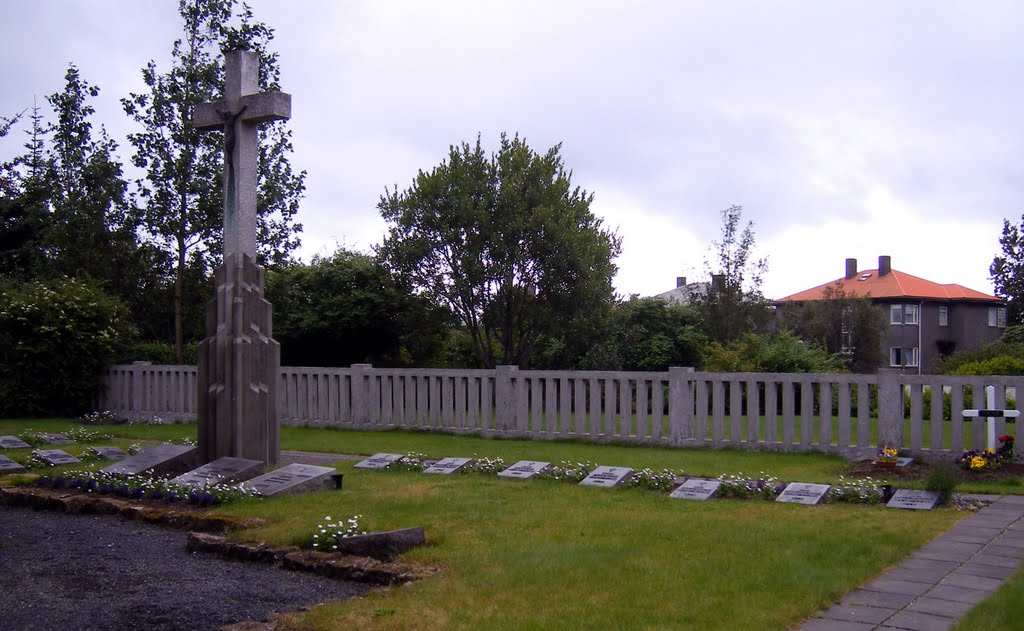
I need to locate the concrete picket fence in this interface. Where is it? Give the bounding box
[96,364,1024,460]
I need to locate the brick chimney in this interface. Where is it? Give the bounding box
[845,258,857,279]
[879,255,891,276]
[676,276,686,288]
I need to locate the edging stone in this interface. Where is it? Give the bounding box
[0,486,255,533]
[187,532,433,585]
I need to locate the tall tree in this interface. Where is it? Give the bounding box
[695,205,771,343]
[990,215,1024,325]
[784,283,888,373]
[122,0,305,361]
[0,109,45,277]
[43,65,139,291]
[378,133,621,368]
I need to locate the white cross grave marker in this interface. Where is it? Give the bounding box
[963,385,1019,451]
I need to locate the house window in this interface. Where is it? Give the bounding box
[890,347,919,367]
[939,306,948,327]
[989,307,1007,328]
[904,304,919,325]
[890,304,903,324]
[890,304,919,325]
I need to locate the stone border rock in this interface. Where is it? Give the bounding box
[0,486,251,532]
[187,532,435,586]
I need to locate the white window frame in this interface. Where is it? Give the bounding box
[904,304,919,325]
[889,347,919,367]
[890,304,903,325]
[938,306,948,327]
[989,307,1007,328]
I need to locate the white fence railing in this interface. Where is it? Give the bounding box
[96,364,1023,460]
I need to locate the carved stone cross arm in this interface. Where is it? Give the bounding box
[193,90,291,130]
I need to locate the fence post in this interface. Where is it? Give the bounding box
[350,364,372,424]
[877,370,902,448]
[495,365,518,431]
[669,367,695,444]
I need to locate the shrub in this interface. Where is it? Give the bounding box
[827,476,884,504]
[0,277,130,417]
[122,341,199,365]
[951,356,1024,376]
[311,514,365,551]
[538,461,596,483]
[924,462,960,506]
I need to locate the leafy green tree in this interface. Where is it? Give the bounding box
[0,108,46,278]
[266,249,450,367]
[42,66,143,294]
[613,297,706,371]
[0,276,131,416]
[704,329,842,373]
[784,283,887,373]
[990,215,1024,325]
[378,133,621,368]
[695,205,771,344]
[121,0,305,361]
[542,296,706,371]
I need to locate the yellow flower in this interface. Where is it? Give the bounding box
[971,456,987,470]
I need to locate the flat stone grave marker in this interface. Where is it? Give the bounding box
[35,449,80,467]
[669,478,722,501]
[776,482,830,505]
[0,455,26,474]
[896,457,914,467]
[100,444,199,477]
[37,433,74,445]
[170,456,264,488]
[0,436,31,449]
[423,457,472,475]
[245,463,336,496]
[887,489,940,510]
[498,460,551,480]
[90,446,129,461]
[354,453,404,470]
[580,466,633,488]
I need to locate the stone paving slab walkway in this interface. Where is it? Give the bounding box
[795,494,1024,631]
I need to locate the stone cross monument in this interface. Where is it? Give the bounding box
[192,50,290,465]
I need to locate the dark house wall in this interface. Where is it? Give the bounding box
[878,299,1005,374]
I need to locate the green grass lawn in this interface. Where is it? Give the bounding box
[2,419,1023,629]
[215,467,961,630]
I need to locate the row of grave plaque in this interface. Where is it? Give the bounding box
[353,453,941,510]
[0,441,339,498]
[0,433,74,449]
[0,441,942,509]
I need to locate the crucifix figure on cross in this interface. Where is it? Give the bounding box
[193,49,291,262]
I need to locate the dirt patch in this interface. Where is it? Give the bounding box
[844,460,1024,483]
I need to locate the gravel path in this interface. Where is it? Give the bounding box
[0,506,370,631]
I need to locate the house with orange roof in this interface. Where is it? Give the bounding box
[775,255,1006,374]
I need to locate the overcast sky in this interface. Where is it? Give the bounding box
[3,1,1021,299]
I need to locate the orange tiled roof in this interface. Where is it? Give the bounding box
[776,268,1000,303]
